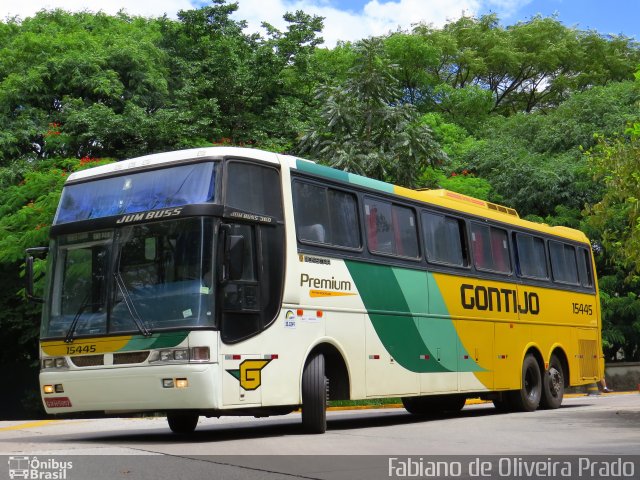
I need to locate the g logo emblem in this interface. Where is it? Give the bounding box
[226,359,272,390]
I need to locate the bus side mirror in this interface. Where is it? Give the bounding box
[226,235,245,282]
[25,247,49,304]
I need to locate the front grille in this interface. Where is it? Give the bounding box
[70,355,104,367]
[113,351,150,365]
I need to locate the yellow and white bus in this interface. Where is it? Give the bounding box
[28,147,603,434]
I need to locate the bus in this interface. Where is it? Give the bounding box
[27,147,603,434]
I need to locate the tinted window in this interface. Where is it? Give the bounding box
[471,223,511,273]
[422,212,467,266]
[293,181,360,249]
[365,198,419,258]
[55,162,217,224]
[515,233,548,279]
[549,241,579,284]
[577,247,593,288]
[226,162,283,219]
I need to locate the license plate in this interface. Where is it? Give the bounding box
[44,397,72,408]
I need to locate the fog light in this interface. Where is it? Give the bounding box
[54,384,64,393]
[43,385,54,394]
[162,378,174,388]
[175,378,189,389]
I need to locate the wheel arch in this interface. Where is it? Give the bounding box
[548,345,570,388]
[300,338,351,401]
[522,343,545,382]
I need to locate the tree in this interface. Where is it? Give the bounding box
[413,15,640,115]
[299,38,445,187]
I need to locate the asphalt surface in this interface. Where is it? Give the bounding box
[1,393,638,479]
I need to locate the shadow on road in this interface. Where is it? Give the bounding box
[24,401,592,445]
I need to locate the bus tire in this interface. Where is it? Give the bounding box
[508,354,542,412]
[402,394,466,415]
[540,354,565,409]
[301,353,327,434]
[167,413,199,434]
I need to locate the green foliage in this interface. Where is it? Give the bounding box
[459,81,639,217]
[587,125,640,273]
[413,14,640,114]
[299,38,446,187]
[417,168,493,201]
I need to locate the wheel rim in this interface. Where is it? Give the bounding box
[524,365,540,401]
[548,367,563,397]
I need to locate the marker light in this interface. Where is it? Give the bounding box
[43,385,54,394]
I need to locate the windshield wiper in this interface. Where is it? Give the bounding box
[114,272,152,337]
[64,292,101,343]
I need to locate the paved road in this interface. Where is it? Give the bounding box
[1,394,638,479]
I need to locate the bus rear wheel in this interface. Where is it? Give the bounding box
[167,413,199,434]
[540,354,565,409]
[301,353,327,434]
[402,394,466,415]
[508,354,542,412]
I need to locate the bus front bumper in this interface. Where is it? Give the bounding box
[39,363,220,415]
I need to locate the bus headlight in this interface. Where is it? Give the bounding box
[172,349,189,361]
[41,357,68,369]
[149,347,210,363]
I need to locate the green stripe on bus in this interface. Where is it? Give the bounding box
[121,331,189,351]
[295,160,394,193]
[345,261,482,373]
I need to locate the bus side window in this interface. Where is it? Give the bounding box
[422,211,467,267]
[549,241,579,285]
[515,233,548,279]
[577,247,593,288]
[364,197,419,258]
[471,223,511,274]
[293,180,360,249]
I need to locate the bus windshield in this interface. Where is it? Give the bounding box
[43,218,215,339]
[54,162,217,225]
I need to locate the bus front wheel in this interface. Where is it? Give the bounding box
[540,354,565,409]
[301,353,327,434]
[167,413,199,434]
[508,354,542,412]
